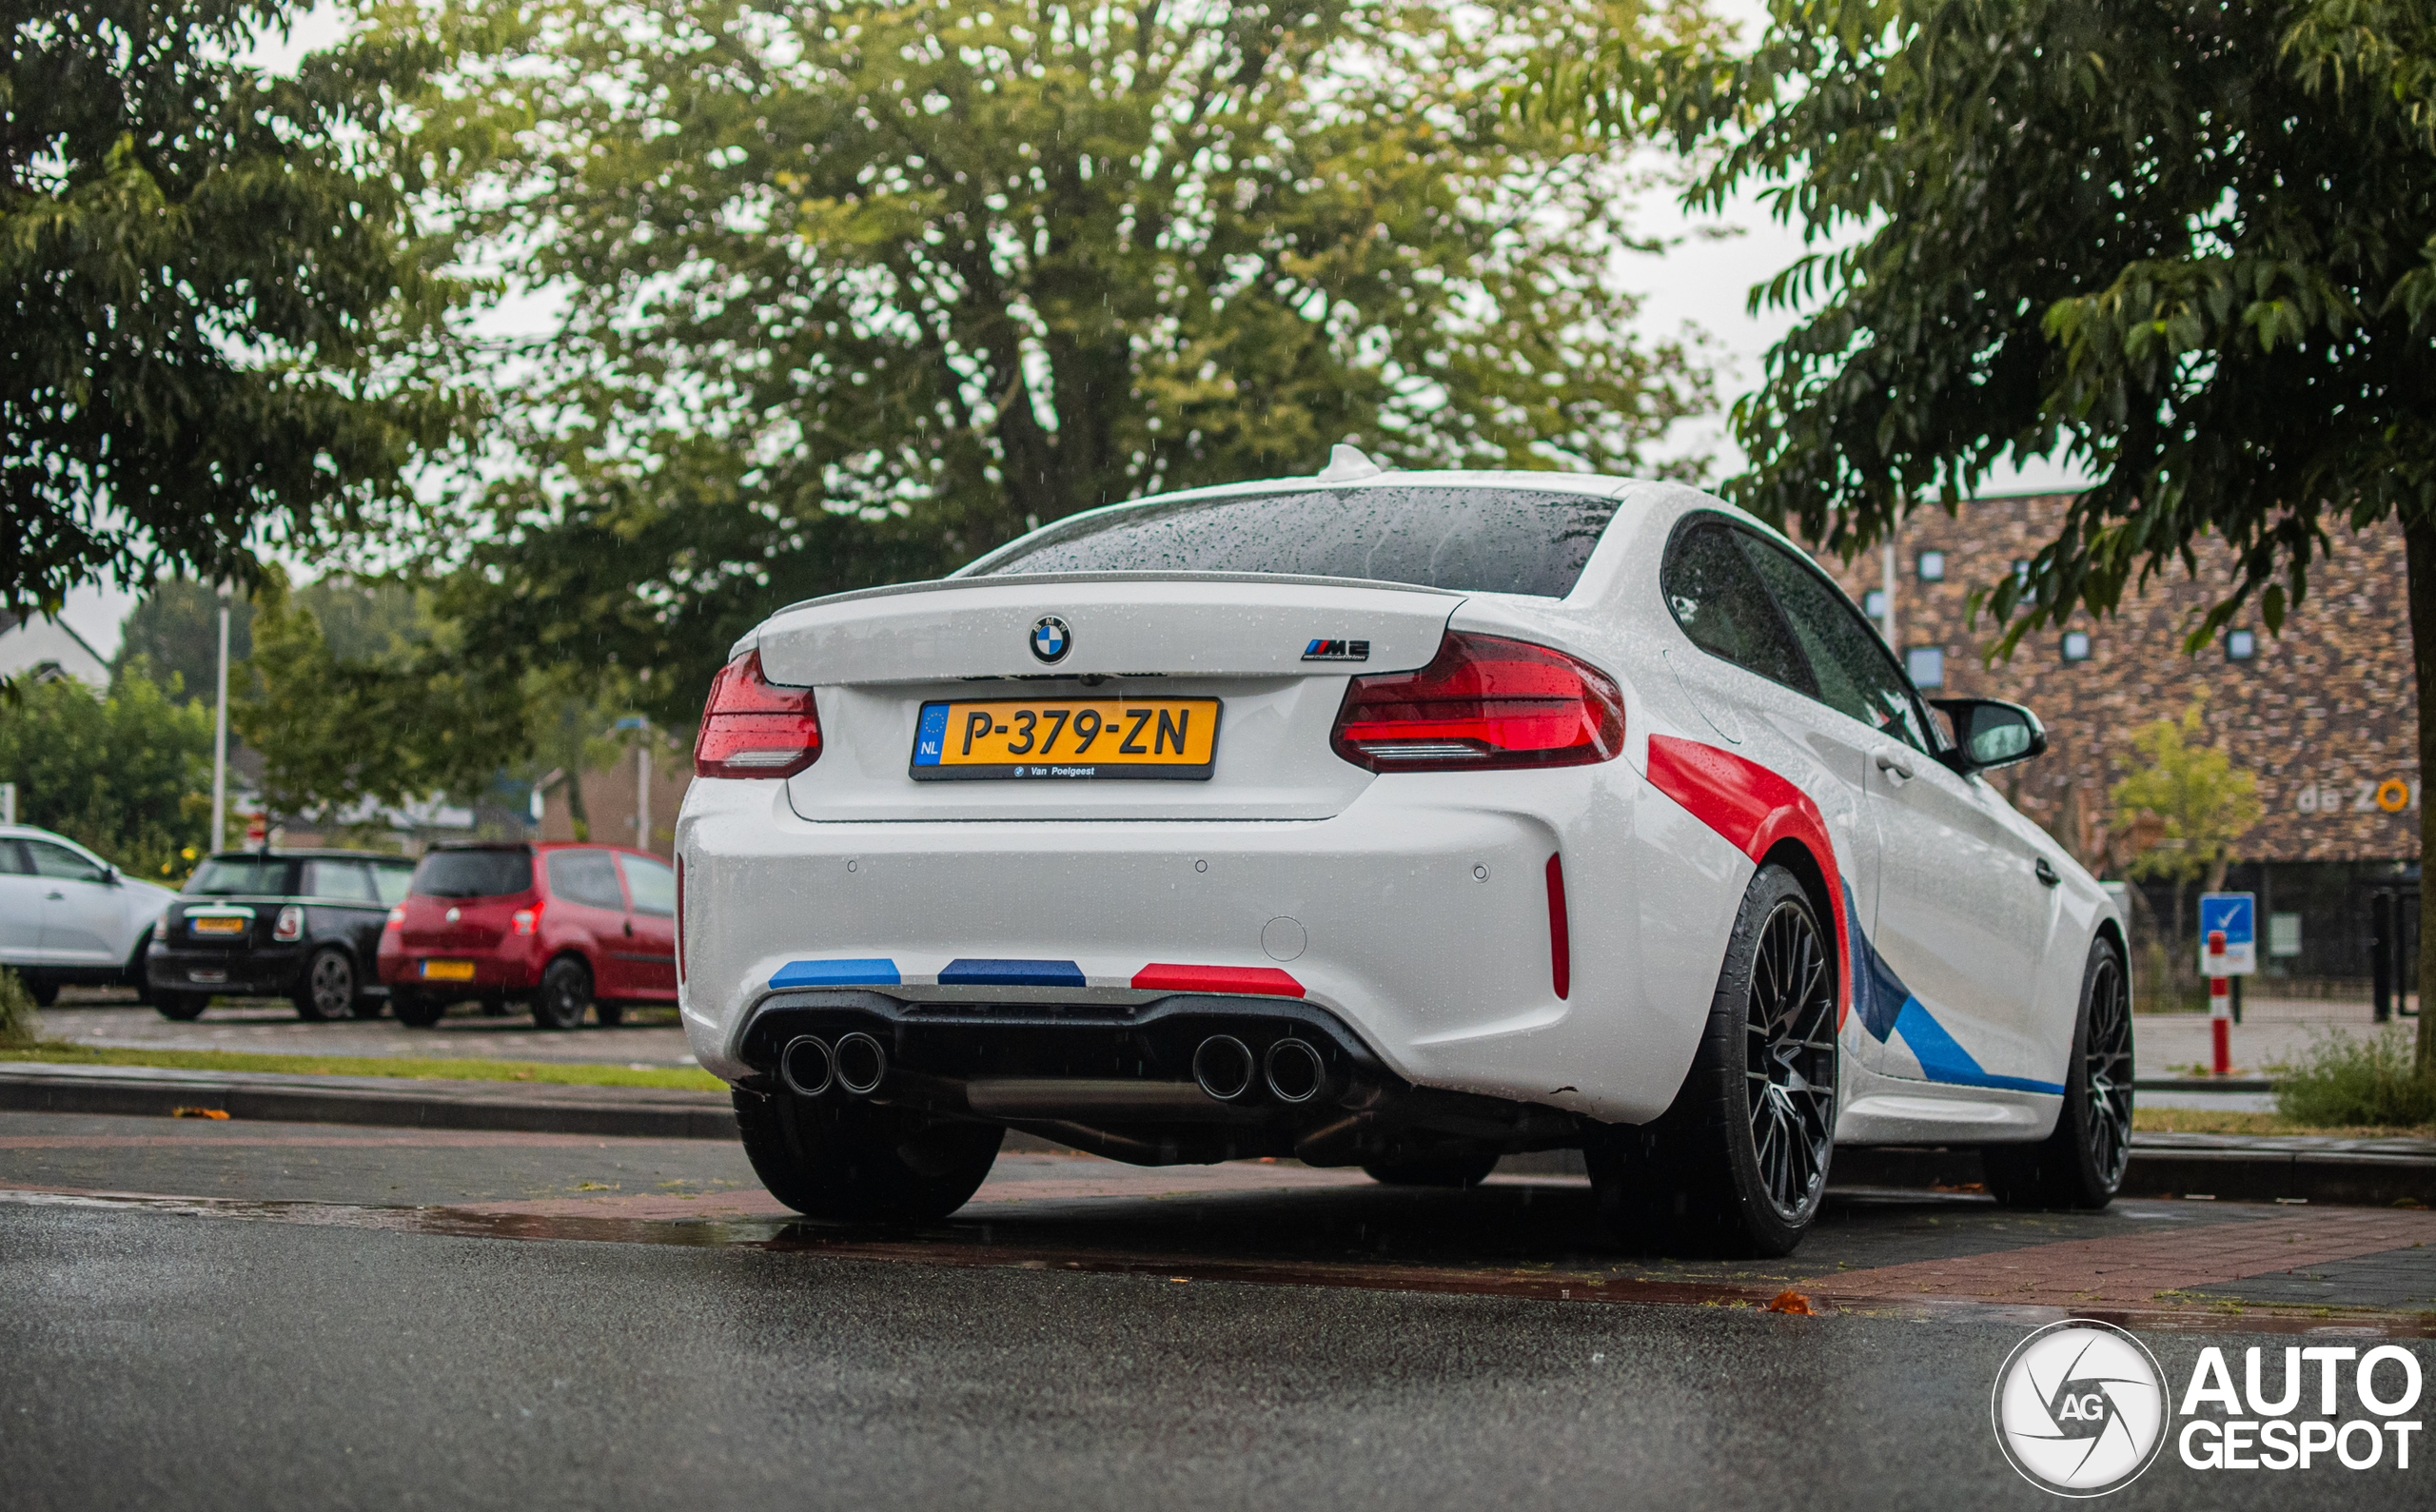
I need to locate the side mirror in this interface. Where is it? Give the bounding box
[1930,698,2047,775]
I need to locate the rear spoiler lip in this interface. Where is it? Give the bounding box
[732,571,1466,664]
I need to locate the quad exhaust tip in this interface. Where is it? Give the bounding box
[779,1035,835,1098]
[1191,1035,1256,1102]
[832,1031,890,1097]
[1263,1037,1326,1105]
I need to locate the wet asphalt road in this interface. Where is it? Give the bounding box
[0,1194,2426,1512]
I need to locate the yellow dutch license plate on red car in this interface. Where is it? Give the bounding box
[421,960,477,981]
[911,698,1221,781]
[190,915,246,934]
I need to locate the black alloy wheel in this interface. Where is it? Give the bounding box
[295,949,356,1023]
[734,1090,1004,1223]
[533,956,592,1031]
[1587,863,1838,1258]
[1984,939,2133,1209]
[153,992,208,1022]
[391,990,445,1029]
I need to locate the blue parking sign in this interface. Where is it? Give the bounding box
[2197,892,2257,976]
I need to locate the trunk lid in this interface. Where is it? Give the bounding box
[760,575,1460,821]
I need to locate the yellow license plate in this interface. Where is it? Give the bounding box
[421,960,477,981]
[190,915,246,934]
[911,697,1221,780]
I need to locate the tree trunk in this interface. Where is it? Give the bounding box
[2406,511,2436,1071]
[563,772,591,844]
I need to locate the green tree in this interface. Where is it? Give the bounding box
[426,0,1717,726]
[0,667,214,876]
[3,0,474,634]
[2111,694,2264,990]
[232,570,528,831]
[1523,0,2436,1065]
[112,578,252,704]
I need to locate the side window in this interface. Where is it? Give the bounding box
[617,854,676,917]
[25,840,110,884]
[304,861,378,902]
[371,865,415,906]
[0,840,29,875]
[1660,521,1815,694]
[1739,538,1935,753]
[546,849,628,911]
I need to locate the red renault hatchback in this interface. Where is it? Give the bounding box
[377,842,678,1029]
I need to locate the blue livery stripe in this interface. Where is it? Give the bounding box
[1892,999,2066,1096]
[938,958,1088,988]
[771,958,902,989]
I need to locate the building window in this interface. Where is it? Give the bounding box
[2060,630,2092,663]
[1916,550,1946,583]
[1905,646,1945,687]
[1862,589,1888,620]
[2226,627,2257,661]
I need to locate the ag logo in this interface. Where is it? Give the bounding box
[1992,1321,2170,1497]
[1029,616,1071,664]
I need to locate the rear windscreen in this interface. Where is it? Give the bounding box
[969,486,1623,598]
[411,849,534,899]
[186,858,295,896]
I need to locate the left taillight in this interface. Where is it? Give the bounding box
[694,649,821,778]
[274,905,304,942]
[1330,631,1624,772]
[511,903,540,936]
[383,905,405,932]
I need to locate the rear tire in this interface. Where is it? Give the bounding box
[154,992,207,1022]
[391,991,445,1029]
[1362,1150,1501,1188]
[29,978,58,1008]
[294,949,357,1022]
[734,1090,1003,1223]
[533,957,591,1031]
[1587,863,1838,1259]
[1982,938,2132,1210]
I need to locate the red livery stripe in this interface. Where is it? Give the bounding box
[1644,733,1851,1029]
[1130,964,1306,998]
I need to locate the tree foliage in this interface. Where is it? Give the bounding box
[2,0,474,623]
[425,0,1716,726]
[1522,0,2434,644]
[231,570,527,826]
[0,667,214,876]
[2111,693,2263,891]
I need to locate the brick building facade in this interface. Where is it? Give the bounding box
[1810,493,2418,988]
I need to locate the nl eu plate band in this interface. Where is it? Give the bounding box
[910,697,1223,781]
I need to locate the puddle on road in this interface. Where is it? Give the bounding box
[6,1184,2430,1339]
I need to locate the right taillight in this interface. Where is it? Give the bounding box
[694,649,821,777]
[1330,631,1624,772]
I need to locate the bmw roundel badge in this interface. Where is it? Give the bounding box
[1029,615,1071,664]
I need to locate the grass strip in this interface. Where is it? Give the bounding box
[2131,1106,2432,1139]
[3,1043,725,1091]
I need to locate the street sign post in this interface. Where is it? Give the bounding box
[2198,892,2256,1076]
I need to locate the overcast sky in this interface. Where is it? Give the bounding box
[53,0,2092,658]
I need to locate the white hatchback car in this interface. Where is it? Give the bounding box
[0,823,178,1005]
[676,455,2132,1254]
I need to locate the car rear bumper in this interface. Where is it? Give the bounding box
[677,762,1728,1126]
[376,945,541,995]
[147,945,310,997]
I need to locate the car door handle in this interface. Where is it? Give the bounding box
[623,921,634,937]
[1873,752,1915,780]
[2034,856,2061,888]
[45,891,65,900]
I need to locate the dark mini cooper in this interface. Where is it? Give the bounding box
[147,850,417,1021]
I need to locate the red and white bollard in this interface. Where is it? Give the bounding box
[2205,927,2232,1075]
